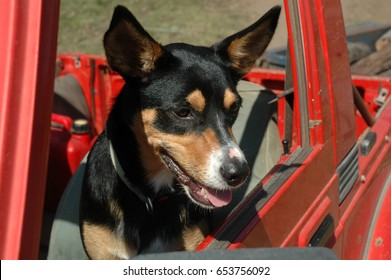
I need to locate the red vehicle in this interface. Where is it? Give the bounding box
[1,0,390,259]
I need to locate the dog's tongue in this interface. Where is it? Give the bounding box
[203,187,232,208]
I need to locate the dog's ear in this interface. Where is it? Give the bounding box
[213,6,281,77]
[104,6,164,79]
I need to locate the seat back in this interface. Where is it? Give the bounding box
[53,75,90,120]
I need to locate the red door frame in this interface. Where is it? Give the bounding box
[199,0,356,257]
[0,0,60,259]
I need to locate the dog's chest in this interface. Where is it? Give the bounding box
[127,202,209,255]
[141,237,174,254]
[139,218,209,255]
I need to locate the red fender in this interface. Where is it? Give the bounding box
[364,175,391,259]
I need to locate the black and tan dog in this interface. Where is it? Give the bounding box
[80,5,280,259]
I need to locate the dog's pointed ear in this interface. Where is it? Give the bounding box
[104,6,164,79]
[213,6,281,77]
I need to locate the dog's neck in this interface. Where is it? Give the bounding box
[108,138,154,212]
[105,103,179,210]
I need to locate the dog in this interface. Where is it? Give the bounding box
[80,4,280,259]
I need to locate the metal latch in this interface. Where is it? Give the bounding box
[374,86,388,106]
[360,132,377,156]
[309,214,335,247]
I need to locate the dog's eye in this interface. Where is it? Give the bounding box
[230,101,241,113]
[174,108,192,119]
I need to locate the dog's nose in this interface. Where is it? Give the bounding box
[220,160,250,187]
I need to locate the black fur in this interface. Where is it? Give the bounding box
[80,5,280,259]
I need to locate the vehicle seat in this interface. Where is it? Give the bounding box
[53,74,90,120]
[47,80,281,259]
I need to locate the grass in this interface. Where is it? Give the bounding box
[57,0,282,55]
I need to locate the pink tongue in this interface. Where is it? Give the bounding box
[203,188,232,208]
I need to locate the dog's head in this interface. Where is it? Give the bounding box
[104,5,280,209]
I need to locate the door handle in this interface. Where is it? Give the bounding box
[309,214,335,247]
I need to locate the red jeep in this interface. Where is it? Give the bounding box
[1,0,390,259]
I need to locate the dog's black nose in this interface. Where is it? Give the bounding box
[220,160,250,187]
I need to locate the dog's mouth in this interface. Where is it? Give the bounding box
[160,153,232,208]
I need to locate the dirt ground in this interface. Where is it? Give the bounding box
[57,0,391,55]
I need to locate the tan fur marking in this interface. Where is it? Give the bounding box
[186,90,206,112]
[182,220,210,251]
[224,89,238,110]
[131,109,221,184]
[108,200,124,220]
[227,37,253,74]
[131,109,167,183]
[139,41,163,73]
[160,128,220,183]
[82,222,135,259]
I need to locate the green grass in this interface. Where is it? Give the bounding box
[57,0,277,55]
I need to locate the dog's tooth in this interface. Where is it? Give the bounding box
[181,175,190,183]
[200,188,206,196]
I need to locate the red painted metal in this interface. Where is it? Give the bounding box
[1,0,391,260]
[304,0,356,165]
[45,114,93,211]
[352,75,391,136]
[57,54,124,135]
[339,99,391,259]
[45,114,73,211]
[365,175,391,259]
[225,143,338,249]
[0,0,60,259]
[67,131,92,174]
[283,0,303,148]
[245,68,285,92]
